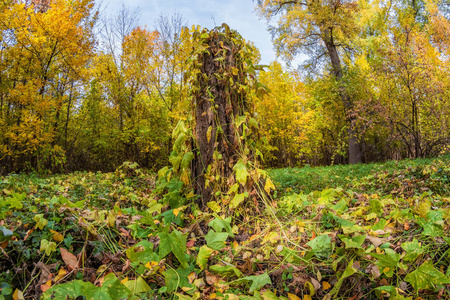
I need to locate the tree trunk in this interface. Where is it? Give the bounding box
[191,26,253,208]
[323,28,362,164]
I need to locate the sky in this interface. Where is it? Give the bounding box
[104,0,278,65]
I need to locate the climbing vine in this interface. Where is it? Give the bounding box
[159,24,274,213]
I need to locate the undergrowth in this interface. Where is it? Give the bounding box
[0,156,449,299]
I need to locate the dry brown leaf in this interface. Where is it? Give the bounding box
[205,270,218,285]
[23,229,34,241]
[379,278,389,286]
[311,277,321,290]
[186,239,195,248]
[35,262,55,285]
[119,228,130,238]
[366,235,384,248]
[40,280,52,292]
[60,248,78,271]
[403,222,410,230]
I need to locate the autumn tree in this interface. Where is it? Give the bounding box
[90,6,164,167]
[0,0,97,173]
[368,0,450,158]
[256,62,307,166]
[257,0,363,163]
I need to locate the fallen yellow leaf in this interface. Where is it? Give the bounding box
[322,281,331,290]
[188,271,196,284]
[121,277,129,284]
[145,261,158,269]
[49,229,64,242]
[13,289,24,300]
[54,268,67,282]
[288,293,301,300]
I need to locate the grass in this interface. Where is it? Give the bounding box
[268,154,450,196]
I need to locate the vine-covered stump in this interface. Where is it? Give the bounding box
[188,24,270,210]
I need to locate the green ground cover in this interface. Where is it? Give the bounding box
[0,157,449,299]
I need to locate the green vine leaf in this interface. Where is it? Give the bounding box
[229,193,246,209]
[40,239,57,256]
[205,230,228,250]
[233,159,248,186]
[158,230,188,268]
[405,260,450,291]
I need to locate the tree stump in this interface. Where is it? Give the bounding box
[189,25,262,209]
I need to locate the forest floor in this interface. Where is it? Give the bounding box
[1,155,450,299]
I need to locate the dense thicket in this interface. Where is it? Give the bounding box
[0,0,449,175]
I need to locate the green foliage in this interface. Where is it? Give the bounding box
[405,261,450,292]
[158,230,188,267]
[1,147,450,299]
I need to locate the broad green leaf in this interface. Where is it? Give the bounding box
[40,239,57,256]
[163,266,194,293]
[86,273,130,300]
[169,155,182,172]
[405,260,450,291]
[369,198,383,216]
[318,188,339,205]
[208,217,234,237]
[401,239,423,262]
[147,200,163,215]
[158,230,188,268]
[374,286,398,299]
[172,121,188,139]
[230,193,246,209]
[43,274,130,300]
[370,248,401,277]
[235,272,272,293]
[197,245,213,270]
[340,235,366,249]
[330,199,348,214]
[43,280,89,300]
[372,218,387,231]
[7,193,25,209]
[233,159,248,186]
[306,235,332,258]
[123,277,152,295]
[210,264,242,278]
[181,152,194,170]
[126,240,158,264]
[420,222,443,237]
[333,216,363,234]
[205,230,228,251]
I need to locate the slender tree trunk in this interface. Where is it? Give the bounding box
[322,28,362,164]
